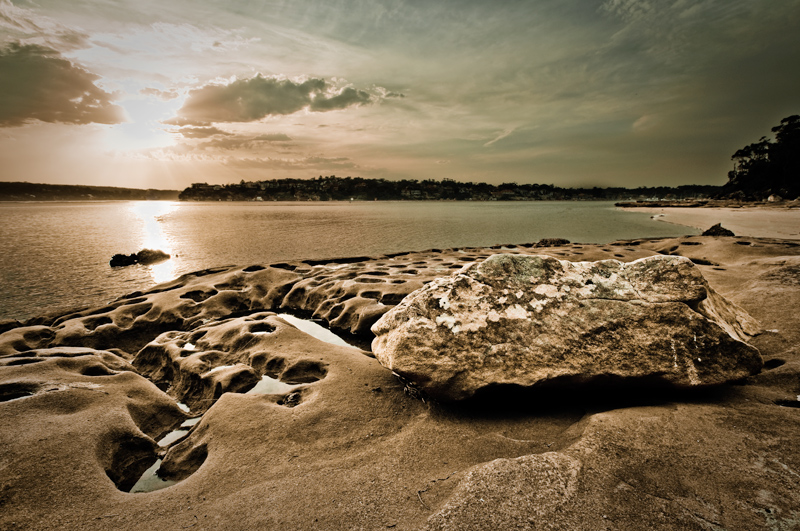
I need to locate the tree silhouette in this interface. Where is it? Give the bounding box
[721,115,800,199]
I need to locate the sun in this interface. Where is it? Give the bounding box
[102,93,184,152]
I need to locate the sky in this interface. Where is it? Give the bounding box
[0,0,798,190]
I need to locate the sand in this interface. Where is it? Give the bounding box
[1,221,799,530]
[619,204,800,239]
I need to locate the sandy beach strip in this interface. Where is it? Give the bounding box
[619,205,800,239]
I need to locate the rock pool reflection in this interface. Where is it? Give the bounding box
[129,459,177,493]
[247,375,299,395]
[129,377,297,493]
[128,316,341,495]
[157,417,201,446]
[277,313,355,348]
[128,417,202,493]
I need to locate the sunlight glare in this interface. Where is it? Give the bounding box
[129,201,179,284]
[103,95,183,152]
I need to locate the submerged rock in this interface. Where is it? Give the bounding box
[110,249,170,267]
[371,254,762,401]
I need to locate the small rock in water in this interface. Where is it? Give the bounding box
[371,253,762,401]
[110,249,170,267]
[702,223,735,237]
[533,238,571,247]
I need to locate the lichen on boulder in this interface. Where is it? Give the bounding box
[371,253,763,401]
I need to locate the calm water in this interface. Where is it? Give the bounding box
[0,201,696,321]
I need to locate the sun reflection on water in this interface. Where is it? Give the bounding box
[129,201,179,284]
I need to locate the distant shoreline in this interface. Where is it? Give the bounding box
[615,199,799,209]
[0,182,179,202]
[0,199,173,203]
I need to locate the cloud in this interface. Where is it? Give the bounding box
[162,116,209,127]
[483,127,516,147]
[598,0,767,65]
[176,126,232,139]
[309,86,370,111]
[599,0,655,23]
[229,155,357,171]
[140,87,180,100]
[632,114,660,133]
[0,42,126,127]
[195,132,294,150]
[0,0,90,51]
[253,133,292,141]
[91,22,260,59]
[161,129,294,149]
[174,75,373,124]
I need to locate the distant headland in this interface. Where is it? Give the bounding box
[0,182,180,201]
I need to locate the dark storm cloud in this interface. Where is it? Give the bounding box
[174,75,373,125]
[0,42,125,127]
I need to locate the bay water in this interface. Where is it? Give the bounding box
[0,200,695,321]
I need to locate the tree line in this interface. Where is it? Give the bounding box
[721,115,799,200]
[179,177,720,202]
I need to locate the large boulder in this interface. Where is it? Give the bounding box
[371,254,762,401]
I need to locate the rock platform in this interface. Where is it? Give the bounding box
[2,235,800,530]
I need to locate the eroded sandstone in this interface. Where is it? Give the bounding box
[133,312,329,412]
[1,236,799,531]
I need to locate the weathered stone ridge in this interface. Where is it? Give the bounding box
[372,253,762,400]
